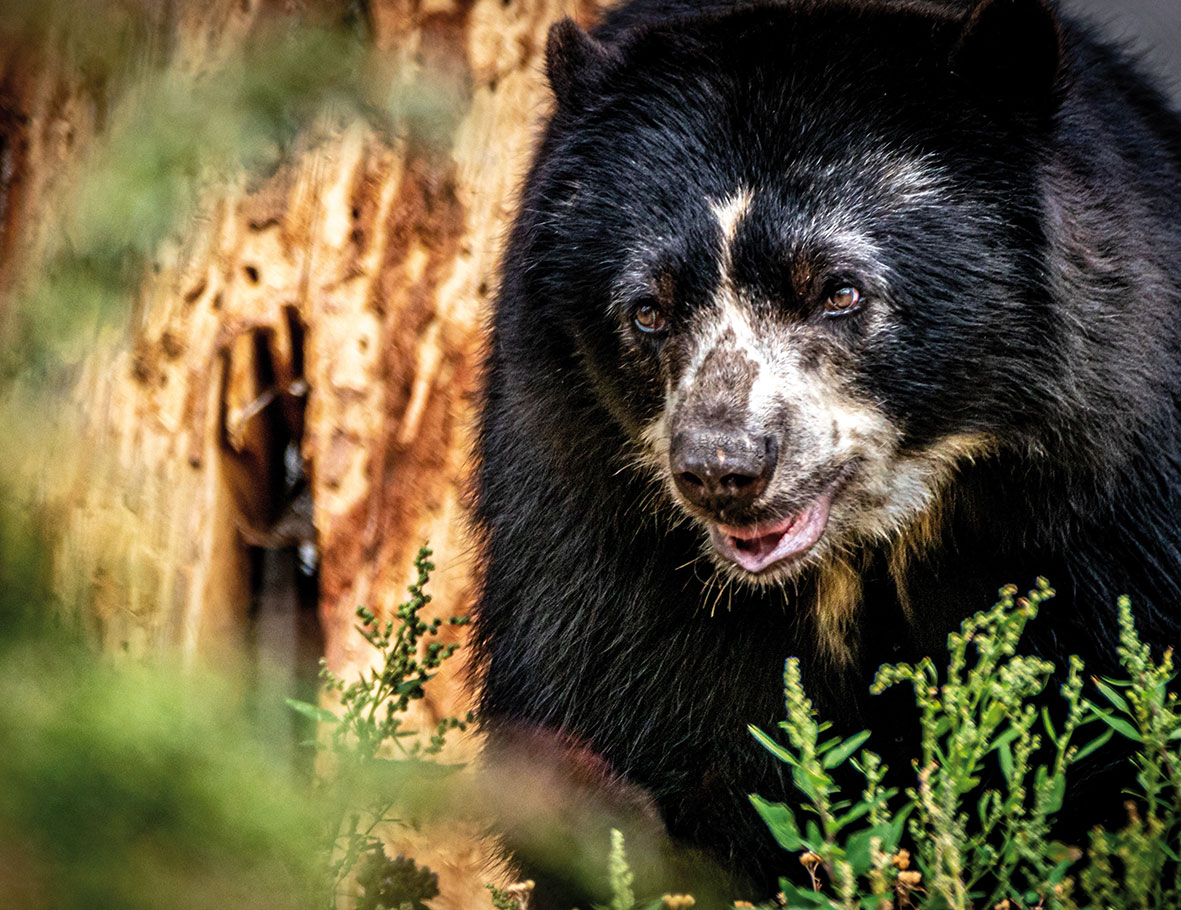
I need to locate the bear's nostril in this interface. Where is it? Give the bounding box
[669,428,777,512]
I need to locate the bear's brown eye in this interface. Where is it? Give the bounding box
[633,303,667,334]
[825,286,862,315]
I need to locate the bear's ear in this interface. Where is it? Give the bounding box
[545,18,619,110]
[951,0,1062,114]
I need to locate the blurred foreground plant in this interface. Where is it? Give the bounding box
[1,0,462,380]
[0,493,325,910]
[287,545,473,908]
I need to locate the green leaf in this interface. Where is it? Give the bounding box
[793,765,831,801]
[984,702,1007,730]
[777,881,830,906]
[1072,727,1115,763]
[834,801,872,831]
[817,735,842,754]
[845,826,883,878]
[1041,706,1057,742]
[1093,677,1131,714]
[977,790,995,825]
[1045,770,1066,813]
[285,698,339,724]
[1093,711,1143,742]
[821,730,871,769]
[998,740,1014,782]
[990,726,1021,753]
[749,794,804,851]
[1047,850,1079,885]
[395,673,435,696]
[886,808,911,850]
[750,724,799,766]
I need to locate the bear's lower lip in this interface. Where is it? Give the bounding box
[708,492,835,574]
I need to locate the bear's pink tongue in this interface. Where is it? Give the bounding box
[708,494,833,573]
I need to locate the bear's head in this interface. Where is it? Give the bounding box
[521,0,1065,586]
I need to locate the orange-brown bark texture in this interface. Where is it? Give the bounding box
[6,0,595,905]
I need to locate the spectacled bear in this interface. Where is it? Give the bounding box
[472,0,1181,902]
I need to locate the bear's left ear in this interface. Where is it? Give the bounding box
[951,0,1062,114]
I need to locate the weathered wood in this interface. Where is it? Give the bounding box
[12,0,593,905]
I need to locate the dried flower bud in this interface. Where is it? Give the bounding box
[898,871,922,887]
[891,849,910,870]
[800,851,822,870]
[507,880,535,897]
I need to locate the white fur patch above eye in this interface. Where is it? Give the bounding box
[709,186,754,301]
[710,187,753,250]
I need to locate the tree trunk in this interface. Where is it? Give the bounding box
[7,0,592,905]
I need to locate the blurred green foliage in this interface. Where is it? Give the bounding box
[0,3,468,908]
[0,483,325,910]
[0,500,473,910]
[288,547,473,908]
[0,642,326,910]
[0,0,460,378]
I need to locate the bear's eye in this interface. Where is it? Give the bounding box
[824,286,862,316]
[633,303,667,334]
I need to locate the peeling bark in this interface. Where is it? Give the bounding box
[13,1,595,905]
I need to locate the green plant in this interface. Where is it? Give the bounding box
[486,883,523,910]
[585,829,681,910]
[748,658,909,910]
[287,545,473,909]
[1078,596,1181,909]
[749,581,1106,910]
[608,828,638,910]
[0,512,325,910]
[355,845,440,910]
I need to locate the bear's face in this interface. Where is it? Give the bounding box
[528,5,1060,585]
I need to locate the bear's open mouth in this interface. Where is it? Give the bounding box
[707,490,835,574]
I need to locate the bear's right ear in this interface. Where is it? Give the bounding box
[545,18,619,110]
[951,0,1062,115]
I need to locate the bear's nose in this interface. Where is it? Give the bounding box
[670,429,777,513]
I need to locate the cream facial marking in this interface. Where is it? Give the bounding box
[710,187,753,257]
[631,170,987,598]
[813,555,864,666]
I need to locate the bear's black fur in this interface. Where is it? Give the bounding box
[473,0,1181,902]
